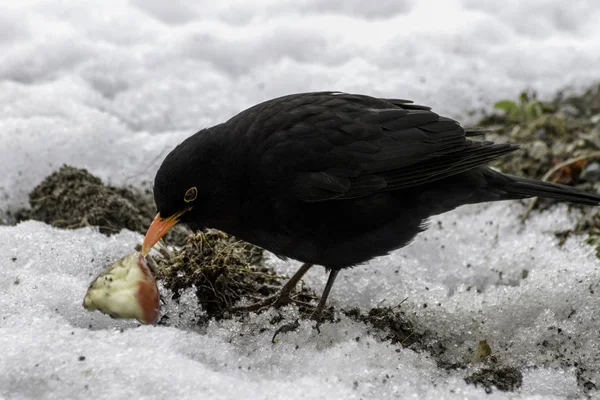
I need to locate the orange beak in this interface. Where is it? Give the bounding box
[141,211,186,256]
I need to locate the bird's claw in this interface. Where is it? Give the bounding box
[271,319,300,343]
[231,291,297,313]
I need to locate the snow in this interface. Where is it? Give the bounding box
[1,0,600,398]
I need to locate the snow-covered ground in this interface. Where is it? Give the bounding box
[2,1,600,398]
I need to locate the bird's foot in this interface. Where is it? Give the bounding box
[231,292,288,313]
[271,319,300,343]
[232,262,315,314]
[271,307,331,342]
[231,288,313,313]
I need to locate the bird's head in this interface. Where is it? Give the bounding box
[141,133,212,256]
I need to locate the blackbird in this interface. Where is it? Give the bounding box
[141,91,600,322]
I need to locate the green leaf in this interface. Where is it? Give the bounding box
[526,101,543,118]
[494,100,517,113]
[519,91,530,104]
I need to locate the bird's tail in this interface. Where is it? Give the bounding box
[418,168,599,217]
[498,173,600,206]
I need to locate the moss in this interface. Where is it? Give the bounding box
[152,230,324,323]
[152,230,271,320]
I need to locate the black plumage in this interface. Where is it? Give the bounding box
[143,91,600,321]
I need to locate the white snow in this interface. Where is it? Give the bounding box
[1,0,600,398]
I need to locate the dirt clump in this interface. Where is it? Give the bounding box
[464,366,523,393]
[17,165,189,244]
[152,230,277,321]
[344,305,422,348]
[150,230,325,324]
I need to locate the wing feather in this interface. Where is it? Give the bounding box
[248,92,515,202]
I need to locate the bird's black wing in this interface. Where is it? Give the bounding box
[244,92,518,202]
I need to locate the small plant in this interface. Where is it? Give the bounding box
[493,91,552,123]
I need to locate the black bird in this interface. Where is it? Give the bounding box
[142,91,600,322]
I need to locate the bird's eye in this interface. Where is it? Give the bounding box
[184,187,198,203]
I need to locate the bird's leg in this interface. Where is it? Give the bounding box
[310,269,340,325]
[272,268,340,342]
[233,262,313,312]
[273,262,314,306]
